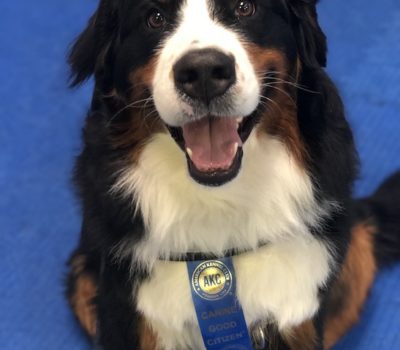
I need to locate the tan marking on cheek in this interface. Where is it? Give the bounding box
[110,114,165,164]
[243,43,308,166]
[283,320,318,350]
[244,43,287,78]
[130,57,158,99]
[138,318,159,350]
[258,98,308,166]
[324,223,377,349]
[112,58,166,163]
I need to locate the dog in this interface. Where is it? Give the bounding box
[66,0,400,349]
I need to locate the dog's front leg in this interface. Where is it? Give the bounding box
[257,319,323,350]
[96,257,146,350]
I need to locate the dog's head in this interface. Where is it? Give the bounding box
[70,0,326,186]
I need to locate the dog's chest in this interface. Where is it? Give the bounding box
[115,133,333,348]
[136,238,330,350]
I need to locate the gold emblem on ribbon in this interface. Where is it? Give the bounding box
[191,260,233,300]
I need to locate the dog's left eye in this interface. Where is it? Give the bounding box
[147,10,166,29]
[235,0,256,17]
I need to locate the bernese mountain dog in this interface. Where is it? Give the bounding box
[66,0,400,349]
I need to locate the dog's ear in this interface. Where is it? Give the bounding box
[289,0,327,68]
[68,0,118,86]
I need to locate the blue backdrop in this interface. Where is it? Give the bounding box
[0,0,399,349]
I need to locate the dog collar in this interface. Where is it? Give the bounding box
[158,242,270,262]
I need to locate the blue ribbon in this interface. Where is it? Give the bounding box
[187,257,253,350]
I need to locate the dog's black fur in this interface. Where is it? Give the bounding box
[66,1,400,349]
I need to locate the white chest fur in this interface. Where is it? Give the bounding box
[136,239,330,350]
[113,131,333,349]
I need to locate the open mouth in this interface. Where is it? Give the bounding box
[167,112,259,186]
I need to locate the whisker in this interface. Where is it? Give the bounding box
[261,74,319,94]
[256,69,314,91]
[140,108,160,133]
[258,97,281,117]
[261,83,296,106]
[259,95,282,113]
[106,97,154,127]
[264,78,319,94]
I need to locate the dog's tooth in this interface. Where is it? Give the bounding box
[234,142,239,154]
[186,148,193,159]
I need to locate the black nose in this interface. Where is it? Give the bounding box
[173,49,236,105]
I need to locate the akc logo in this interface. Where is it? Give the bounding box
[191,260,233,301]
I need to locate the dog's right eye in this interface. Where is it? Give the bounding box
[235,0,256,17]
[147,10,166,29]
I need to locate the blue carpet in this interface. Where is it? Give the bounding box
[0,0,399,349]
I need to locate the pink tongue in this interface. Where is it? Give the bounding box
[182,117,242,171]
